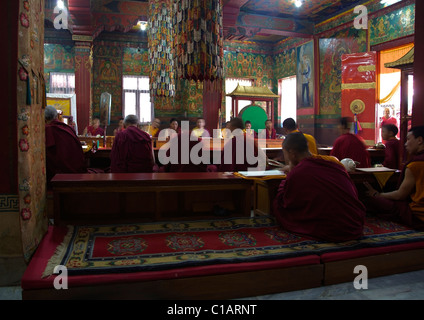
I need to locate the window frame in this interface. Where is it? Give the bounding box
[122,75,152,123]
[49,72,75,94]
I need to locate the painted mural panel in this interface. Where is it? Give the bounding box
[369,4,415,47]
[122,47,149,76]
[44,43,74,92]
[319,28,367,115]
[44,44,74,71]
[274,47,296,80]
[223,51,274,88]
[297,41,314,109]
[92,44,123,121]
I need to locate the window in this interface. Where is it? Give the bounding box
[225,78,254,122]
[278,76,297,126]
[50,72,75,94]
[123,75,151,123]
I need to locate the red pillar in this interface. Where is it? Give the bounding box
[412,0,424,126]
[0,0,18,193]
[203,80,223,136]
[74,40,93,134]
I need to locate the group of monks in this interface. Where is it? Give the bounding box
[44,105,424,242]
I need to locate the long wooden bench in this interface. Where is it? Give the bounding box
[51,172,253,226]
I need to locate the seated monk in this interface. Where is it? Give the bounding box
[45,106,87,187]
[191,117,210,138]
[273,132,366,242]
[83,117,105,137]
[110,114,155,173]
[209,117,266,172]
[113,117,125,136]
[162,118,180,140]
[364,126,424,230]
[330,117,370,168]
[145,118,161,138]
[164,129,208,173]
[282,117,318,154]
[244,120,257,138]
[382,124,401,170]
[265,119,277,139]
[221,121,232,139]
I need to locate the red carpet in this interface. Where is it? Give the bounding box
[42,216,424,277]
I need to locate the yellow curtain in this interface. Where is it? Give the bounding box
[379,80,400,104]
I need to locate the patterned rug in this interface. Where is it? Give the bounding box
[43,216,424,277]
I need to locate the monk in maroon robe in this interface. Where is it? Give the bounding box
[364,126,424,230]
[382,124,401,169]
[83,117,105,137]
[45,106,87,186]
[265,119,277,139]
[208,118,266,172]
[330,117,370,168]
[110,115,155,173]
[273,132,366,242]
[163,131,208,173]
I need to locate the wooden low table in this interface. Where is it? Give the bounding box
[51,172,253,226]
[318,147,386,166]
[253,169,401,216]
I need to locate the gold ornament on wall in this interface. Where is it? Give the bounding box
[350,99,365,114]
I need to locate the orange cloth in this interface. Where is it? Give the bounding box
[407,161,424,220]
[311,154,344,167]
[292,130,318,155]
[147,127,159,138]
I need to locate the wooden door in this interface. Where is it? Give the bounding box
[341,52,378,147]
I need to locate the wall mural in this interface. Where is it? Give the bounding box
[43,43,74,92]
[274,47,296,80]
[297,41,314,109]
[369,3,415,47]
[319,27,367,115]
[122,47,149,76]
[92,43,123,121]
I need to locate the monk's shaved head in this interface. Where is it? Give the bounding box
[283,132,308,153]
[124,114,139,127]
[45,105,58,122]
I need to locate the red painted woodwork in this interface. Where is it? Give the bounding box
[74,42,92,134]
[341,52,378,146]
[203,80,223,135]
[413,0,424,126]
[0,0,18,193]
[51,172,246,183]
[51,172,253,225]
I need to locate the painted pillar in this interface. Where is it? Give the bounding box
[74,38,93,134]
[413,0,424,126]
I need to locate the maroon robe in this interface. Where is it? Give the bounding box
[110,126,154,173]
[218,134,260,172]
[273,156,366,242]
[266,128,277,139]
[365,150,424,230]
[165,133,208,172]
[87,125,105,136]
[45,120,87,184]
[383,138,401,169]
[330,133,370,168]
